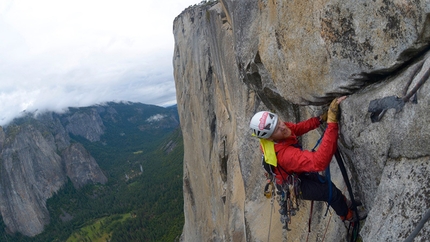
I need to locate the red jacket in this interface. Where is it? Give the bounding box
[273,117,338,183]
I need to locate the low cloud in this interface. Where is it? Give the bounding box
[146,114,166,122]
[0,0,197,126]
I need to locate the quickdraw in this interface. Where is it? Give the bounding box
[276,173,301,231]
[262,154,302,231]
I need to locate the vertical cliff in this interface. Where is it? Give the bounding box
[173,0,430,241]
[0,111,107,237]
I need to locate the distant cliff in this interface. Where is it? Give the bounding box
[0,102,179,237]
[173,0,430,241]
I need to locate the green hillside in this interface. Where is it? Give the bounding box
[0,103,184,242]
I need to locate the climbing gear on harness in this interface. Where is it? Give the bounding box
[250,111,278,139]
[261,154,301,231]
[262,154,277,197]
[277,177,300,231]
[264,179,275,198]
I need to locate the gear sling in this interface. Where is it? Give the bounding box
[263,155,302,231]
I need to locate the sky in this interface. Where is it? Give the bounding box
[0,0,199,126]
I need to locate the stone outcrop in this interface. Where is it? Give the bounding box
[0,122,66,237]
[173,0,430,241]
[0,110,108,236]
[64,108,105,142]
[62,143,108,189]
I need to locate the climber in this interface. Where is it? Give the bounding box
[249,96,360,222]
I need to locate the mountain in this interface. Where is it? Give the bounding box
[173,1,430,241]
[0,102,183,241]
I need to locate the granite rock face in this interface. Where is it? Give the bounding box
[173,0,430,241]
[62,143,108,189]
[0,122,66,237]
[0,110,107,236]
[63,108,105,142]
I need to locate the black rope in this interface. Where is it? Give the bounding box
[404,208,430,242]
[334,150,360,242]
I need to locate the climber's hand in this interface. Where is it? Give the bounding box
[336,96,347,104]
[327,96,347,123]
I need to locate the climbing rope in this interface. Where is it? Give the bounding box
[321,208,333,241]
[305,201,334,242]
[264,153,277,242]
[267,194,275,242]
[305,200,314,242]
[334,150,360,242]
[404,208,430,242]
[308,200,314,233]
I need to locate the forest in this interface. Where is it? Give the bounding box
[0,103,184,242]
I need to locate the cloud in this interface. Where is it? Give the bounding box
[0,0,198,126]
[146,114,166,123]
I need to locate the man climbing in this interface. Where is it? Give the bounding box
[249,96,360,222]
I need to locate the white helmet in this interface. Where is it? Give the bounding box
[249,111,278,139]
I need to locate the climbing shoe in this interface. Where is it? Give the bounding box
[341,207,368,222]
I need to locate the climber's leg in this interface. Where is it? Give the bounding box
[299,173,349,217]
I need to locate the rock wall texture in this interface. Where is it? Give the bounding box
[173,0,430,241]
[0,110,108,237]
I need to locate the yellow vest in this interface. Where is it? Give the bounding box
[260,139,277,167]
